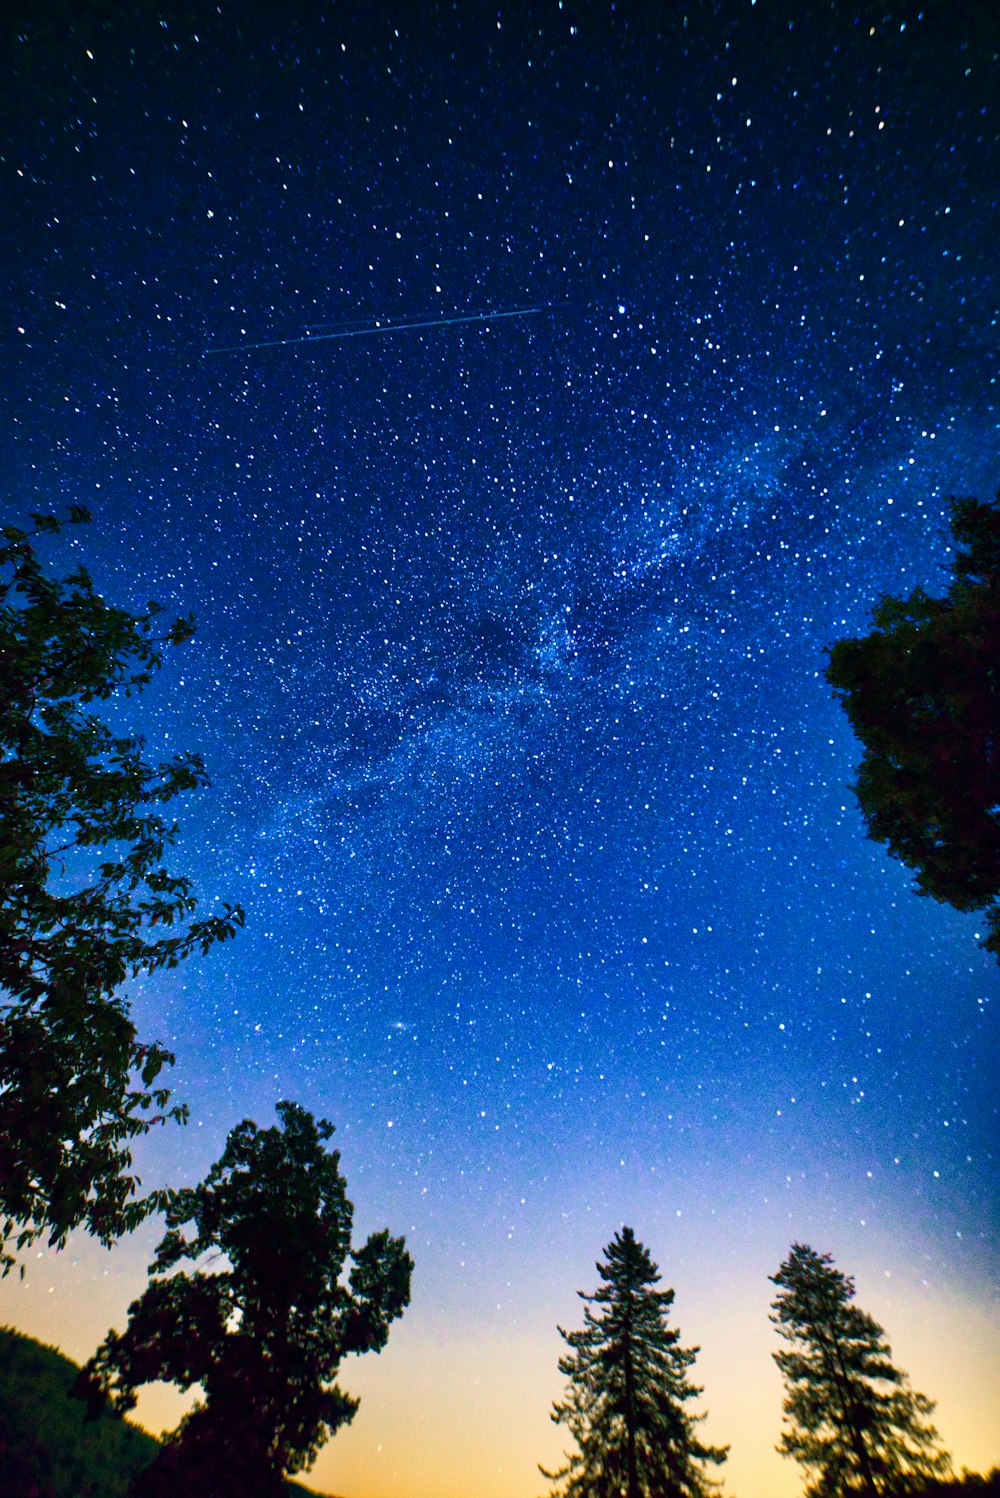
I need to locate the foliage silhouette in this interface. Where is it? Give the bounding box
[904,1475,1000,1497]
[771,1243,951,1497]
[76,1101,412,1498]
[0,509,243,1273]
[542,1226,727,1498]
[0,1326,334,1498]
[826,491,1000,958]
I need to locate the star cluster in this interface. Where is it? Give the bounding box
[2,4,997,1496]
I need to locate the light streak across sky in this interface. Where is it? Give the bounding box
[2,4,998,1496]
[204,304,560,355]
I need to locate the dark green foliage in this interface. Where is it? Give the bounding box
[0,1325,157,1498]
[76,1101,412,1497]
[771,1244,951,1497]
[825,492,1000,957]
[0,1326,335,1497]
[904,1475,1000,1498]
[543,1226,727,1498]
[0,509,243,1273]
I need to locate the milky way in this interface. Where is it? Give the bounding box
[3,5,997,1496]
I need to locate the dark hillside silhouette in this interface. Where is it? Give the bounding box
[0,1327,335,1497]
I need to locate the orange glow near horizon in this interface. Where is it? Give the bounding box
[4,4,999,1494]
[5,1218,997,1498]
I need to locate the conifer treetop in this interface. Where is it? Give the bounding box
[770,1243,951,1498]
[543,1226,727,1498]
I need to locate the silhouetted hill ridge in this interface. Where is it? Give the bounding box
[0,1326,337,1498]
[2,1323,995,1498]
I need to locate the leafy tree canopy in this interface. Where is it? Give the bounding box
[75,1100,413,1498]
[825,492,1000,957]
[0,509,242,1272]
[543,1226,727,1498]
[771,1243,951,1498]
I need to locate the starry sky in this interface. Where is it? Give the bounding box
[2,2,998,1495]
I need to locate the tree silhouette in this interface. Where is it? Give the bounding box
[0,509,242,1273]
[771,1243,951,1497]
[75,1101,412,1498]
[826,491,1000,958]
[542,1226,727,1498]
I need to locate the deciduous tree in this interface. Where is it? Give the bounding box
[771,1243,951,1497]
[76,1101,413,1498]
[0,509,242,1272]
[543,1226,727,1498]
[825,491,1000,957]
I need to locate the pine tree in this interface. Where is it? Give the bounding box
[770,1244,951,1498]
[542,1227,728,1498]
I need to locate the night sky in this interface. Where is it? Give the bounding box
[2,3,998,1496]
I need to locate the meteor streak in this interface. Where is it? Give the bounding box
[204,303,557,355]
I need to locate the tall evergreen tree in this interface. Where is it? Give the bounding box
[542,1226,727,1498]
[770,1244,951,1498]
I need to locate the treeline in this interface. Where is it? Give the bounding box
[915,1480,1000,1498]
[68,1106,962,1495]
[4,1209,1000,1498]
[2,496,998,1497]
